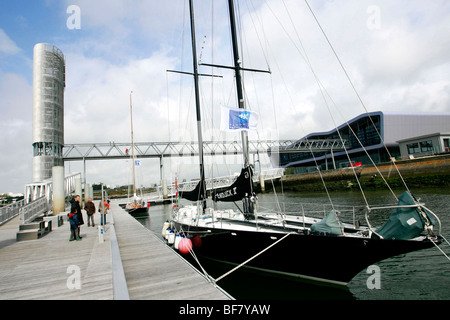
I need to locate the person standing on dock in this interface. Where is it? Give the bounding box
[68,207,81,241]
[85,198,96,227]
[70,195,84,238]
[99,199,110,225]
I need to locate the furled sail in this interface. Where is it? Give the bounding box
[311,210,343,236]
[213,166,254,202]
[180,179,206,202]
[375,191,436,240]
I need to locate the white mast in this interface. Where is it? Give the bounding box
[130,91,137,202]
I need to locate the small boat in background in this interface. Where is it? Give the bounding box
[125,91,149,217]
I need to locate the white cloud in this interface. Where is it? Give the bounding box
[0,73,32,193]
[240,0,450,131]
[62,0,187,45]
[63,49,178,143]
[1,0,450,193]
[0,28,21,55]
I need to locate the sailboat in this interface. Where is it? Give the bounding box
[125,91,149,217]
[168,0,446,287]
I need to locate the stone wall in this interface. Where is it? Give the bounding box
[279,154,450,192]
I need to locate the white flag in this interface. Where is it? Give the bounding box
[220,106,259,131]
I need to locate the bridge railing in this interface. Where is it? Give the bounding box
[0,196,51,226]
[63,140,296,161]
[24,172,81,204]
[0,199,26,226]
[156,169,285,197]
[20,196,49,224]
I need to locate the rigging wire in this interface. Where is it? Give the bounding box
[209,0,216,187]
[431,240,450,262]
[215,232,293,283]
[303,0,409,194]
[273,0,369,207]
[318,87,399,202]
[271,0,399,206]
[176,223,213,279]
[260,0,336,210]
[250,0,286,207]
[177,0,188,135]
[258,0,403,206]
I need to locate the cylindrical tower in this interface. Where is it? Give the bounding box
[32,43,65,182]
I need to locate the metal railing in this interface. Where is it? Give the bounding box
[62,140,296,161]
[0,199,26,226]
[157,169,284,196]
[24,172,81,204]
[20,196,49,224]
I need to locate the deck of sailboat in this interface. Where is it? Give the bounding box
[175,205,369,236]
[166,0,446,289]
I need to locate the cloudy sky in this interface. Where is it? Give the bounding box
[1,0,449,193]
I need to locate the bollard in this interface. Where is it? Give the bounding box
[98,225,104,243]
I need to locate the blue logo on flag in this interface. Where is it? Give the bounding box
[229,109,250,130]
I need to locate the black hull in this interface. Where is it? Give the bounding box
[126,206,149,217]
[173,223,436,285]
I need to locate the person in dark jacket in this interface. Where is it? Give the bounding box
[70,195,84,238]
[85,198,96,227]
[69,207,81,241]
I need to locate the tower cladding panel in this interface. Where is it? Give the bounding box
[32,43,65,182]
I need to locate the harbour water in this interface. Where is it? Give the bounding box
[135,188,450,300]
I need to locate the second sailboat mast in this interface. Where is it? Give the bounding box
[130,91,137,200]
[228,0,250,168]
[189,0,207,210]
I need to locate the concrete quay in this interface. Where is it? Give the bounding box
[0,204,231,300]
[281,153,450,191]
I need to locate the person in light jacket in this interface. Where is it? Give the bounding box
[98,199,110,225]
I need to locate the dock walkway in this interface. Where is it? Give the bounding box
[0,212,113,299]
[0,204,231,300]
[110,204,231,299]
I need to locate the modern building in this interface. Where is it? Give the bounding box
[278,111,450,173]
[32,43,65,182]
[398,133,450,159]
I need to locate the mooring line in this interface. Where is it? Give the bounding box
[432,239,450,262]
[441,234,450,247]
[215,232,293,283]
[176,224,213,282]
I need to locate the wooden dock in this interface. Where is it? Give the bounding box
[0,204,231,300]
[110,204,231,300]
[0,213,113,299]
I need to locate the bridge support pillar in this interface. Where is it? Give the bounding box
[162,179,168,199]
[84,184,92,201]
[52,166,65,216]
[259,173,265,193]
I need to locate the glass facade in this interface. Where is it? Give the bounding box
[407,143,420,154]
[420,140,433,152]
[406,140,434,155]
[279,114,401,171]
